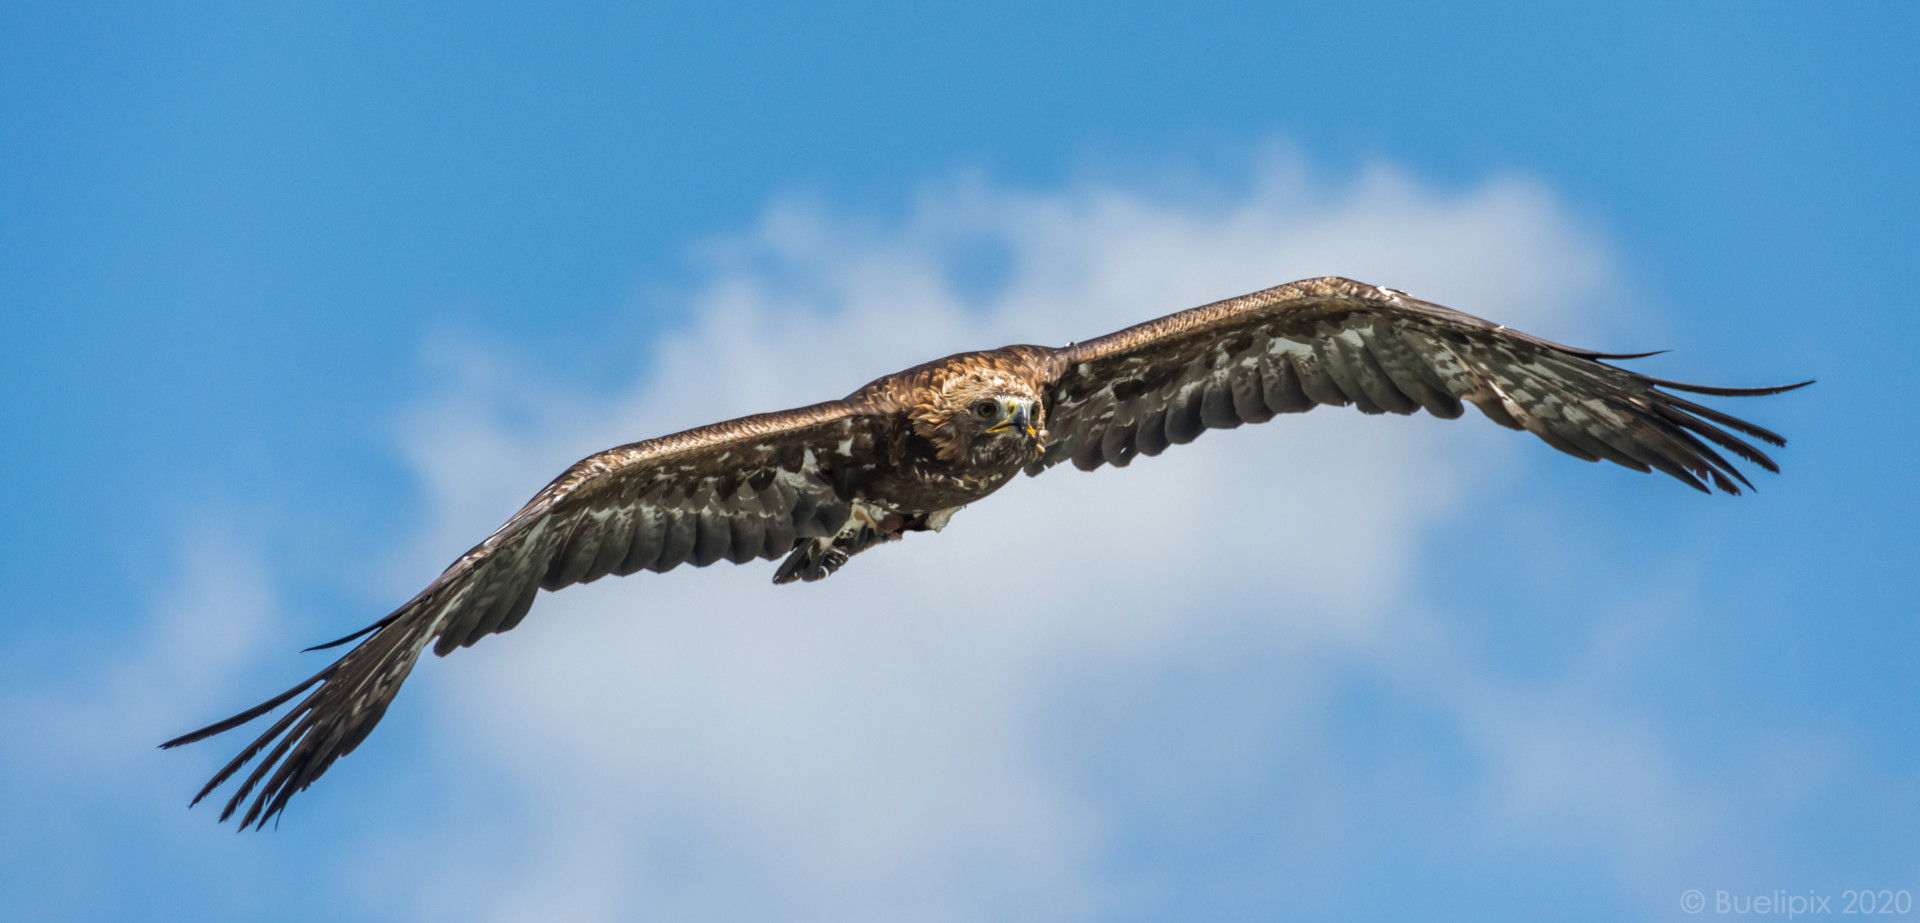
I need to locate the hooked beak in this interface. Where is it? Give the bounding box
[986,400,1036,438]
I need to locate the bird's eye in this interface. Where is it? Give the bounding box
[973,401,997,419]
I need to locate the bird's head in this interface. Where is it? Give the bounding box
[913,368,1047,464]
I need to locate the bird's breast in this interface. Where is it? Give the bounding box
[863,450,1025,513]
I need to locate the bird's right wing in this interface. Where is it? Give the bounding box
[163,398,893,829]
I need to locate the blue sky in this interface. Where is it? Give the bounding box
[3,2,1916,921]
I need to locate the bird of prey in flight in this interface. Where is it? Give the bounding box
[163,276,1808,828]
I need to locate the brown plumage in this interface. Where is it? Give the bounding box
[162,276,1809,828]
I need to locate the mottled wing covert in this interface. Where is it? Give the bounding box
[1029,277,1807,493]
[162,400,889,828]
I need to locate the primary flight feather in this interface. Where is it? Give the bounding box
[163,276,1809,828]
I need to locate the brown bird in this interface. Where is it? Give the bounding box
[162,276,1808,828]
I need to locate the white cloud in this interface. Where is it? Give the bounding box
[2,521,278,784]
[0,520,283,909]
[331,155,1713,920]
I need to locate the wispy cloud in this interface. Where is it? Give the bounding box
[0,521,282,920]
[330,155,1718,921]
[9,153,1793,922]
[3,521,278,784]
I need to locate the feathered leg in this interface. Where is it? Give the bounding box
[771,505,958,584]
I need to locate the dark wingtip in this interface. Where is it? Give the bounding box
[159,669,328,751]
[1648,377,1815,398]
[302,613,402,652]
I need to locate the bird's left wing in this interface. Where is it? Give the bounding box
[1028,277,1807,493]
[163,399,891,828]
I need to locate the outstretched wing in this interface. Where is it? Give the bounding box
[1029,277,1808,493]
[162,400,890,828]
